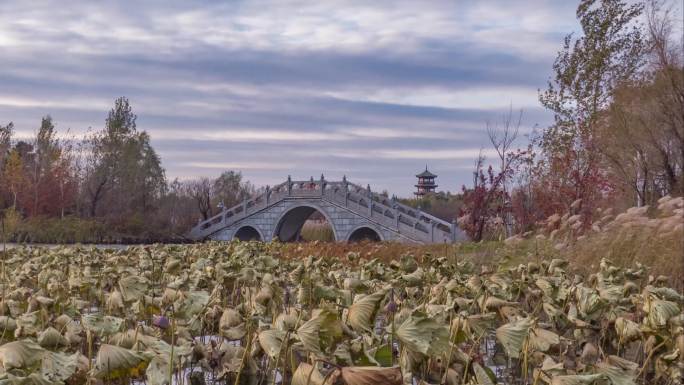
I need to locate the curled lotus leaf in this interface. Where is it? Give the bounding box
[219,308,242,329]
[339,366,402,385]
[81,314,124,336]
[16,312,42,336]
[219,308,245,340]
[105,290,124,312]
[598,283,624,303]
[528,327,560,352]
[615,317,641,342]
[274,311,299,332]
[291,362,331,385]
[0,316,17,333]
[473,362,496,385]
[643,299,680,329]
[343,277,366,292]
[118,275,150,302]
[254,284,275,305]
[258,329,288,359]
[313,285,339,302]
[40,351,80,383]
[535,278,555,299]
[645,286,684,302]
[161,288,180,305]
[495,317,534,359]
[1,372,54,385]
[595,355,638,385]
[164,258,182,273]
[111,329,140,349]
[91,344,148,379]
[296,308,344,358]
[0,340,45,370]
[176,290,209,318]
[347,290,387,334]
[399,268,424,287]
[462,313,497,340]
[550,374,608,385]
[395,311,449,356]
[37,327,67,349]
[576,286,605,319]
[145,356,170,385]
[483,296,518,311]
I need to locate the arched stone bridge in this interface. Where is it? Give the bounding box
[188,176,468,244]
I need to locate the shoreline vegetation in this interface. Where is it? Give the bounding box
[3,195,682,288]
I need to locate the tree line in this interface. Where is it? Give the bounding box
[1,0,680,244]
[458,0,682,241]
[0,97,253,243]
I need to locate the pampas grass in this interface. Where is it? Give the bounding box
[299,220,335,241]
[281,199,683,291]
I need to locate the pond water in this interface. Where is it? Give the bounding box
[1,243,148,250]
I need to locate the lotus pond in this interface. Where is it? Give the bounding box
[0,242,681,385]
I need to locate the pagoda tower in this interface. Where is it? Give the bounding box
[415,166,438,197]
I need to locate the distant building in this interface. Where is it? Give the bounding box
[415,166,438,197]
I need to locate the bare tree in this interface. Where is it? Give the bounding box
[188,178,213,221]
[486,105,522,236]
[645,0,684,196]
[599,1,683,206]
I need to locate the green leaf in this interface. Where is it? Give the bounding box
[373,344,393,367]
[472,362,495,385]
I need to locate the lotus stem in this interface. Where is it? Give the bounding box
[169,316,175,385]
[234,323,253,385]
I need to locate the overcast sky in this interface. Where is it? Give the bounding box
[0,0,586,196]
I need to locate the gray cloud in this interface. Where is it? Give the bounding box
[0,0,582,196]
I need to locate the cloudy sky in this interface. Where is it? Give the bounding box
[0,0,584,196]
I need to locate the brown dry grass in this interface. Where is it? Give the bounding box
[267,197,684,292]
[299,220,335,241]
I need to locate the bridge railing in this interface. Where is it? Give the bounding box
[325,180,460,242]
[190,177,334,239]
[189,176,463,242]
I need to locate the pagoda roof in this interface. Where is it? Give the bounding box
[416,166,437,178]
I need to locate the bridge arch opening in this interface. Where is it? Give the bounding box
[347,226,382,242]
[234,226,262,241]
[274,205,336,242]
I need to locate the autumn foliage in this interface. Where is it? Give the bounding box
[459,0,683,242]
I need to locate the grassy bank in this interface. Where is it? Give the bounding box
[1,214,187,244]
[274,197,684,290]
